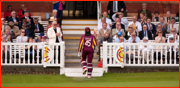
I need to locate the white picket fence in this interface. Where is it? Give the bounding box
[100,42,179,72]
[1,42,65,68]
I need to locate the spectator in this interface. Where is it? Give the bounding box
[98,23,111,47]
[112,12,128,28]
[38,36,47,63]
[112,22,125,37]
[16,29,28,43]
[4,5,12,21]
[18,4,31,20]
[157,17,168,33]
[128,16,142,33]
[21,19,27,29]
[5,21,20,39]
[128,32,140,43]
[20,10,34,26]
[3,28,11,41]
[107,1,126,20]
[112,18,125,30]
[25,23,35,39]
[146,18,156,35]
[125,25,134,40]
[154,24,166,38]
[167,37,179,64]
[138,3,152,20]
[167,17,179,34]
[25,37,37,63]
[155,30,166,43]
[32,18,44,36]
[167,28,179,43]
[51,9,58,21]
[98,17,111,31]
[164,11,172,24]
[8,11,20,27]
[35,36,42,43]
[152,11,160,22]
[139,37,152,63]
[102,12,112,27]
[1,35,11,63]
[139,24,152,40]
[138,12,146,25]
[1,18,6,35]
[113,31,126,43]
[119,36,126,43]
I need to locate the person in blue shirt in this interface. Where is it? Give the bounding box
[128,32,140,43]
[113,31,126,43]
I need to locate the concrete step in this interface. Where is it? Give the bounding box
[64,68,103,77]
[65,62,98,67]
[62,19,97,25]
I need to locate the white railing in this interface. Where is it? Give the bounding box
[101,42,179,72]
[1,42,65,68]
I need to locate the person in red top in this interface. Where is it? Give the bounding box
[4,5,12,21]
[18,4,31,20]
[78,27,97,78]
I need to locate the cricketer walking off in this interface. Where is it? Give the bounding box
[78,27,97,78]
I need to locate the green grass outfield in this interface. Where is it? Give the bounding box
[1,72,179,87]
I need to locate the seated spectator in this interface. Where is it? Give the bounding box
[138,12,146,25]
[138,3,152,20]
[164,11,172,24]
[139,24,152,40]
[3,28,12,42]
[128,16,142,33]
[8,11,20,27]
[35,36,42,43]
[4,5,12,21]
[18,4,31,20]
[125,25,134,40]
[140,37,152,63]
[167,17,179,34]
[32,18,44,36]
[5,21,20,39]
[51,9,58,21]
[38,36,47,63]
[152,11,160,22]
[167,28,179,43]
[102,12,112,27]
[154,30,166,61]
[25,23,35,39]
[25,37,37,63]
[1,35,11,63]
[112,12,128,29]
[146,18,156,35]
[112,22,125,37]
[112,18,125,30]
[98,17,111,31]
[128,32,140,43]
[16,29,28,43]
[98,23,111,47]
[119,36,126,43]
[154,24,166,38]
[157,17,167,33]
[167,37,179,64]
[1,18,6,35]
[20,10,34,26]
[113,31,126,43]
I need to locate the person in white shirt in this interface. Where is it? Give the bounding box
[51,9,57,21]
[140,37,152,63]
[112,12,128,29]
[97,17,111,31]
[16,29,28,43]
[102,12,112,27]
[167,28,179,43]
[128,16,142,33]
[167,17,179,34]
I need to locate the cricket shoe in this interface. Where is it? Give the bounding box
[87,75,92,78]
[83,67,87,75]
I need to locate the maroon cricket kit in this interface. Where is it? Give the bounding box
[78,34,97,76]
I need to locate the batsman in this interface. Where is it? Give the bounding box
[78,27,97,78]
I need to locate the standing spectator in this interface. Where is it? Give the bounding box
[4,5,12,21]
[138,12,147,25]
[16,29,28,43]
[128,32,140,43]
[139,37,152,63]
[125,25,134,40]
[164,11,172,24]
[25,23,35,39]
[152,11,160,22]
[138,3,152,20]
[102,12,112,27]
[5,21,20,39]
[112,12,128,29]
[18,4,31,20]
[8,11,20,27]
[32,18,44,36]
[167,28,179,43]
[139,24,152,40]
[97,17,111,31]
[107,1,126,20]
[167,17,179,34]
[112,22,125,37]
[146,18,156,35]
[157,17,168,33]
[1,18,6,35]
[20,10,34,26]
[154,24,166,38]
[128,16,142,33]
[112,18,125,30]
[113,31,126,43]
[51,9,58,21]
